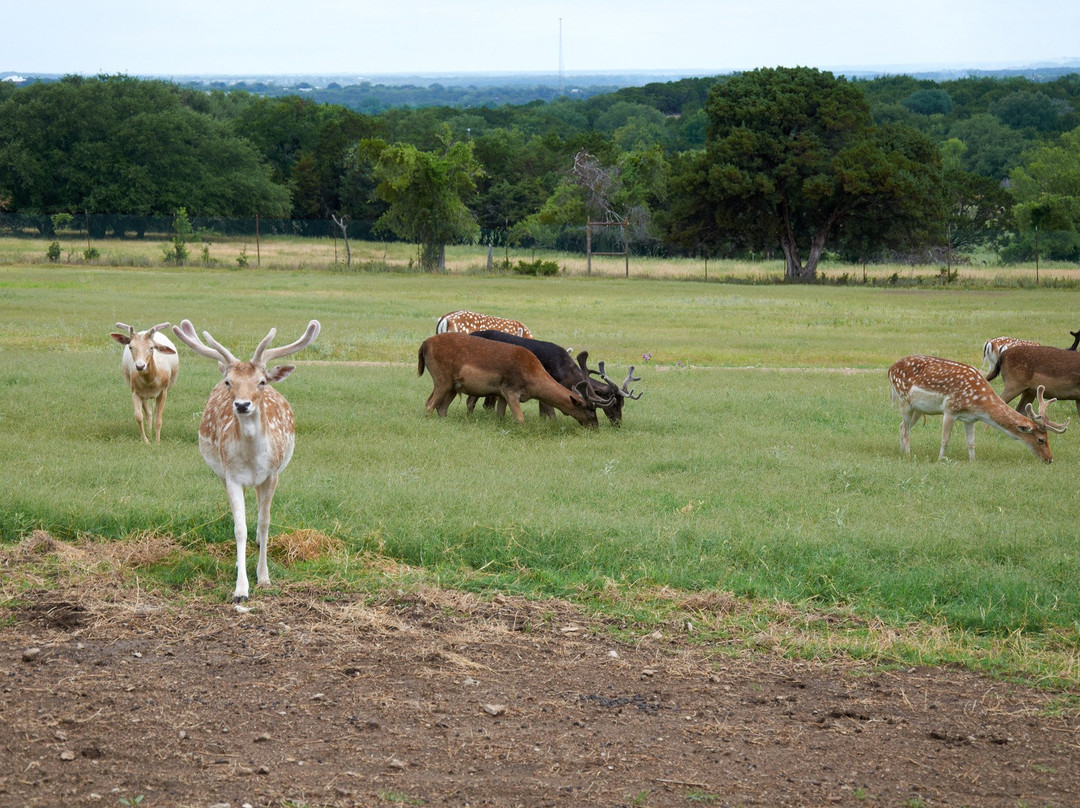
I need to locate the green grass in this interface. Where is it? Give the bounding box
[3,256,1080,687]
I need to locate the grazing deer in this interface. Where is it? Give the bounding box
[418,333,598,427]
[987,343,1080,419]
[468,330,643,424]
[436,310,532,339]
[889,355,1067,463]
[172,318,321,602]
[110,322,179,443]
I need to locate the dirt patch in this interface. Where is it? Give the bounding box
[2,579,1078,808]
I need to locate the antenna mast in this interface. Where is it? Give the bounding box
[558,18,564,95]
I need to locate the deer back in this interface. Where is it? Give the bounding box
[436,310,532,339]
[989,344,1080,401]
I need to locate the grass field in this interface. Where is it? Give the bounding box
[3,239,1080,688]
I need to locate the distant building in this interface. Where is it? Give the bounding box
[3,75,27,83]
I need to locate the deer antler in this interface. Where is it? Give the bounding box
[1027,385,1070,434]
[172,319,238,364]
[114,322,135,336]
[596,360,643,401]
[148,322,171,336]
[257,320,321,363]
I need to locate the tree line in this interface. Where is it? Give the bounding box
[2,68,1079,280]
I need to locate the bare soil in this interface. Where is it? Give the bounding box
[3,573,1079,808]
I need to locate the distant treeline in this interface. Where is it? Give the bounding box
[3,66,1080,273]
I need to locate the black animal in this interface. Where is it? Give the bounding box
[468,330,641,425]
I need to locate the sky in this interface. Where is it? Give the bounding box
[5,0,1079,79]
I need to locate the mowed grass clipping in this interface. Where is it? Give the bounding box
[2,261,1080,676]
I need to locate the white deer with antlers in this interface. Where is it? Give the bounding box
[172,318,321,602]
[888,355,1068,463]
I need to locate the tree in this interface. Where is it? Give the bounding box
[702,67,943,281]
[372,133,482,271]
[0,75,290,220]
[1004,127,1080,262]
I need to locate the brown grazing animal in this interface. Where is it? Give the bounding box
[889,355,1066,463]
[418,333,597,427]
[172,318,321,602]
[110,322,179,443]
[987,343,1080,419]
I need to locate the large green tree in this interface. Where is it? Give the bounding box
[702,67,943,281]
[371,133,482,271]
[1005,126,1080,262]
[0,75,290,219]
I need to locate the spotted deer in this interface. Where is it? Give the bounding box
[110,322,179,443]
[436,310,532,339]
[172,318,321,602]
[888,355,1067,463]
[981,336,1040,374]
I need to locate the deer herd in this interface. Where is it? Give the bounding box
[110,306,1077,601]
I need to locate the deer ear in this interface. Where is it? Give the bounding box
[111,333,132,345]
[154,344,177,355]
[267,365,295,383]
[1016,424,1034,434]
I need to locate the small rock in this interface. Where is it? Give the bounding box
[642,668,658,677]
[387,758,407,770]
[311,693,324,701]
[59,750,75,761]
[22,647,42,663]
[463,677,480,687]
[607,650,619,659]
[253,733,272,743]
[481,703,507,716]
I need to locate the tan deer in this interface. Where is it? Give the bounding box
[172,318,321,602]
[888,355,1067,463]
[110,322,179,443]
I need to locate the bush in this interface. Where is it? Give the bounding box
[512,258,560,276]
[46,241,61,262]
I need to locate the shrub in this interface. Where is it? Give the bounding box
[512,258,560,276]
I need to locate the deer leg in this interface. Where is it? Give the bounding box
[153,388,168,442]
[939,411,956,460]
[132,391,149,443]
[538,402,557,419]
[504,394,526,424]
[963,421,976,461]
[466,395,478,413]
[483,395,498,410]
[225,480,250,602]
[254,474,278,589]
[898,404,913,456]
[1014,390,1036,415]
[436,390,457,416]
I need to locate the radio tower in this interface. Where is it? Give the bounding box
[558,18,564,96]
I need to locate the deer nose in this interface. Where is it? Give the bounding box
[134,361,147,372]
[234,400,252,415]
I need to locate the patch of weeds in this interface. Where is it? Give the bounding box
[686,791,722,804]
[118,797,145,807]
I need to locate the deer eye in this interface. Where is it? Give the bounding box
[259,379,267,387]
[224,379,231,388]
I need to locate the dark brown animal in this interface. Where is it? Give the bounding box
[988,344,1080,420]
[417,333,597,427]
[467,330,642,424]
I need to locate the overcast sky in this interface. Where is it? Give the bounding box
[5,0,1078,78]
